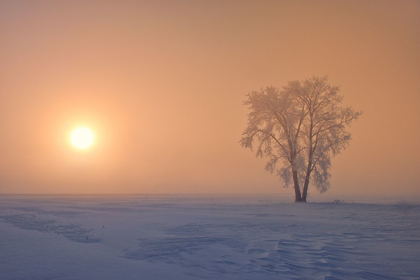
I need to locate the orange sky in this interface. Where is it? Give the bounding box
[0,0,419,198]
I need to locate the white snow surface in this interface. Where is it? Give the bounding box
[0,195,419,280]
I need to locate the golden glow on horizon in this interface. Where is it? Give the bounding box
[70,127,95,150]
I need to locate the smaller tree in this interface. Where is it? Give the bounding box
[241,76,361,202]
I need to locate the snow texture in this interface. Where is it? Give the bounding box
[0,195,419,279]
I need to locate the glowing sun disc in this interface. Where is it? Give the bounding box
[70,127,94,150]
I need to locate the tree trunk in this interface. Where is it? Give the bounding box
[301,166,312,202]
[302,117,314,203]
[292,169,302,202]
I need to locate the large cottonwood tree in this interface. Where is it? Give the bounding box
[241,76,361,202]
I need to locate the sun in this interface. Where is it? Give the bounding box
[70,127,95,150]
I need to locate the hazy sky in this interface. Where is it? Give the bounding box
[1,0,419,198]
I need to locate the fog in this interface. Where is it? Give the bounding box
[0,0,419,199]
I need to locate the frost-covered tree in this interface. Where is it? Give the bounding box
[241,76,361,202]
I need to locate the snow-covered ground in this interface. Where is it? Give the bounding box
[0,195,419,280]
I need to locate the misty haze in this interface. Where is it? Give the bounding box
[1,1,419,279]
